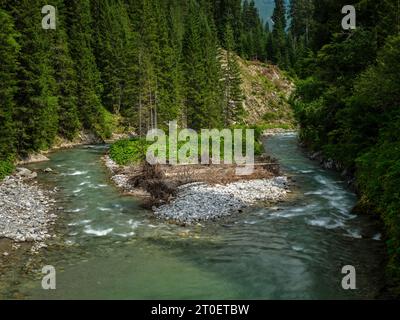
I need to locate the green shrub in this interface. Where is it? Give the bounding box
[109,138,149,165]
[0,156,15,180]
[230,124,266,156]
[356,131,400,293]
[262,111,281,122]
[109,127,266,165]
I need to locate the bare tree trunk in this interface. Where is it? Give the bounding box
[138,52,143,136]
[139,94,142,136]
[154,79,158,129]
[149,85,153,130]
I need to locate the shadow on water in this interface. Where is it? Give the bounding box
[0,134,386,299]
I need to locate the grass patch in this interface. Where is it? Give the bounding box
[0,156,15,180]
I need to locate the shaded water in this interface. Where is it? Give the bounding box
[1,133,385,299]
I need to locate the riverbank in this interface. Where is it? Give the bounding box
[17,130,129,165]
[296,140,397,298]
[0,170,57,254]
[0,130,131,253]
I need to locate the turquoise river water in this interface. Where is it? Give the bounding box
[0,133,385,299]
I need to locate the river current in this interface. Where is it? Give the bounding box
[0,133,385,299]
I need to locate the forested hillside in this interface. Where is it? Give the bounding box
[289,0,400,295]
[0,0,291,177]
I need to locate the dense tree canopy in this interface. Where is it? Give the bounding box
[1,0,267,161]
[290,0,400,295]
[0,8,19,176]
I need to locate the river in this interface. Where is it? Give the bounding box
[0,133,385,299]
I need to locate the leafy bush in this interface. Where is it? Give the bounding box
[109,138,149,165]
[109,127,266,165]
[262,110,289,122]
[353,36,400,291]
[356,132,400,293]
[293,76,325,103]
[230,124,267,156]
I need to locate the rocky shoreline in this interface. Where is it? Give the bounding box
[1,130,130,254]
[263,128,297,137]
[103,155,152,198]
[0,169,57,250]
[104,155,289,224]
[300,146,357,192]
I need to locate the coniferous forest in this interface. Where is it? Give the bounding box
[1,0,400,300]
[0,0,312,174]
[288,0,400,295]
[0,0,268,165]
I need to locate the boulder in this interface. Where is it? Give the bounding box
[15,168,37,180]
[18,154,49,165]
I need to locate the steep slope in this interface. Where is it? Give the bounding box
[238,56,295,126]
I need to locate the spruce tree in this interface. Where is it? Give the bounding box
[138,0,159,132]
[11,0,59,154]
[0,0,270,159]
[213,0,242,51]
[154,0,183,129]
[91,0,139,116]
[271,0,288,67]
[290,0,314,46]
[50,0,81,140]
[240,0,267,60]
[66,0,109,138]
[183,0,223,130]
[0,8,19,159]
[222,23,244,125]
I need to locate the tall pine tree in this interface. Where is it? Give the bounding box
[183,0,223,130]
[0,8,19,160]
[66,0,109,138]
[271,0,288,67]
[50,0,81,140]
[11,0,59,154]
[221,22,244,125]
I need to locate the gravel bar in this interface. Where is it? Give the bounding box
[154,177,289,224]
[0,172,57,243]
